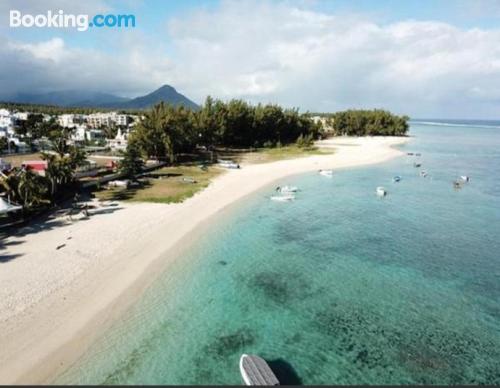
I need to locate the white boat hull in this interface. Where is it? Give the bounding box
[278,185,298,193]
[319,170,333,177]
[240,354,279,386]
[271,195,295,202]
[376,187,386,196]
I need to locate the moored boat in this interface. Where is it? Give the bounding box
[460,175,470,182]
[108,179,130,188]
[420,170,428,178]
[276,185,298,193]
[218,160,240,169]
[270,193,295,202]
[240,354,279,386]
[393,175,402,183]
[319,169,333,177]
[376,186,387,196]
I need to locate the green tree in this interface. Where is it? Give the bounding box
[0,172,21,204]
[330,109,409,136]
[130,102,194,163]
[130,103,168,160]
[120,143,144,178]
[40,124,87,198]
[0,169,49,208]
[18,169,48,208]
[0,137,8,152]
[296,133,314,148]
[197,96,219,147]
[102,124,118,139]
[41,153,74,197]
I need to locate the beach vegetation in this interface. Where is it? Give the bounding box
[129,98,322,162]
[119,143,144,179]
[317,109,409,136]
[296,133,315,149]
[95,165,222,203]
[0,168,49,209]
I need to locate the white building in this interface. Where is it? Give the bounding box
[12,112,29,121]
[86,112,129,128]
[58,114,75,128]
[87,113,111,128]
[114,114,129,126]
[71,124,88,142]
[0,109,17,139]
[107,127,128,151]
[0,109,13,130]
[58,114,86,128]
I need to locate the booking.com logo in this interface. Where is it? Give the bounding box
[9,10,136,31]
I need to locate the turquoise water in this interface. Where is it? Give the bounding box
[58,123,500,385]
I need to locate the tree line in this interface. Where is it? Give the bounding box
[128,97,323,162]
[0,101,140,116]
[321,109,409,136]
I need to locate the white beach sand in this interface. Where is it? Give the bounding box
[0,136,408,384]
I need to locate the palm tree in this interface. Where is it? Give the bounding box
[41,153,74,197]
[39,124,87,198]
[0,171,21,204]
[18,169,48,207]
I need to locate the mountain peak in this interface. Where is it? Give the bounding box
[3,85,199,110]
[123,85,198,110]
[156,84,177,92]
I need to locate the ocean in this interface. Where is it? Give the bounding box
[57,121,500,385]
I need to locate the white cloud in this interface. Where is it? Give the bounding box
[1,0,500,118]
[163,1,500,118]
[9,38,67,62]
[0,32,176,98]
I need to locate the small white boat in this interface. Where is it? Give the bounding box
[240,354,279,386]
[460,175,470,182]
[376,186,387,196]
[420,170,428,178]
[276,185,298,193]
[182,177,197,183]
[319,169,333,177]
[393,175,402,183]
[270,194,295,202]
[218,161,240,169]
[108,179,130,188]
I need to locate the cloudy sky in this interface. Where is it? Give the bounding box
[1,0,500,118]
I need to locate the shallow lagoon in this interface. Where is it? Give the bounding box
[58,123,500,384]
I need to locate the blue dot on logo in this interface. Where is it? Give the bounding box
[89,22,93,27]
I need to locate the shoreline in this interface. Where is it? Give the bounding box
[0,136,409,384]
